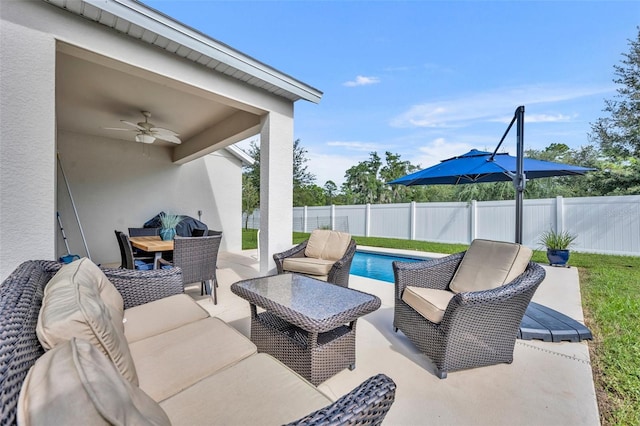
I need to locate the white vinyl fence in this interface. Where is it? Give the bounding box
[244,195,640,256]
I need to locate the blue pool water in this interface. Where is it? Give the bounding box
[350,251,427,283]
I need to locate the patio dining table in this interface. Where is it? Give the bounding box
[129,236,173,269]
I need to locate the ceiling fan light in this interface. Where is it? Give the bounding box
[135,133,155,144]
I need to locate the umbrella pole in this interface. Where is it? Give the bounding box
[514,106,525,244]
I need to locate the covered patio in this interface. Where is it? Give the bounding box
[1,0,321,280]
[196,248,599,425]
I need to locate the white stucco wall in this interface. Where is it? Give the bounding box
[1,0,295,279]
[56,131,243,265]
[0,19,56,280]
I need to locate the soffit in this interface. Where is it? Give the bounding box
[43,0,322,104]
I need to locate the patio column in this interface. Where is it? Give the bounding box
[0,21,56,280]
[258,111,294,273]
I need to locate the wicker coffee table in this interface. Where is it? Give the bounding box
[231,273,381,385]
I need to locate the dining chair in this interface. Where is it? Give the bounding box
[191,228,206,237]
[128,227,160,237]
[160,232,223,304]
[114,230,154,270]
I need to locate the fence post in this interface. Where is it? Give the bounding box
[555,196,564,233]
[470,200,477,243]
[410,201,416,240]
[365,203,371,237]
[303,206,308,233]
[331,205,336,230]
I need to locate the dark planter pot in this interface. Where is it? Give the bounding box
[160,228,176,241]
[547,249,570,267]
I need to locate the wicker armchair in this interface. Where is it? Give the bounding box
[393,239,546,379]
[160,232,222,304]
[273,230,356,288]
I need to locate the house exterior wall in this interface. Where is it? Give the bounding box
[0,1,295,278]
[0,19,56,280]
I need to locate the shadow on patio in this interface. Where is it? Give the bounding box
[186,248,599,425]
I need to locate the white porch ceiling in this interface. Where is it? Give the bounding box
[56,48,240,147]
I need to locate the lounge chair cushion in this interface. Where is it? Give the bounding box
[160,353,332,425]
[129,317,257,402]
[304,230,352,261]
[18,338,170,426]
[282,257,336,276]
[36,259,138,385]
[124,294,210,343]
[402,287,455,324]
[449,239,533,294]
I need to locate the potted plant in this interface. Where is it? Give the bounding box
[538,229,577,267]
[159,213,182,241]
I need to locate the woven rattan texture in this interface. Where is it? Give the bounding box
[232,278,380,333]
[286,373,396,426]
[273,239,357,288]
[0,260,184,424]
[393,255,546,378]
[252,311,357,385]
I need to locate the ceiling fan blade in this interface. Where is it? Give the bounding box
[103,127,135,132]
[154,133,182,144]
[121,120,145,131]
[150,127,179,136]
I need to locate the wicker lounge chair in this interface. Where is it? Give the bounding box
[273,229,356,287]
[393,239,546,379]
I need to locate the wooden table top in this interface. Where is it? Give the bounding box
[129,236,174,252]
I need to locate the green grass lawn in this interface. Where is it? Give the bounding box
[242,229,640,425]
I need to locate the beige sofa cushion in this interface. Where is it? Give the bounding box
[449,239,533,294]
[124,294,210,343]
[402,287,455,324]
[18,338,170,426]
[36,259,138,385]
[46,258,124,326]
[282,257,336,276]
[160,353,332,426]
[129,317,257,402]
[304,230,351,261]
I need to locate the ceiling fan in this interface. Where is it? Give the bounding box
[104,111,181,144]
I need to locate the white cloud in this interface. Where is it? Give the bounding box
[327,140,381,151]
[343,75,380,87]
[409,138,477,170]
[390,84,613,128]
[490,113,576,124]
[306,151,370,187]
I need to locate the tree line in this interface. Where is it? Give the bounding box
[243,28,640,220]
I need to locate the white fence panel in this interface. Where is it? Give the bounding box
[249,195,640,255]
[563,196,640,255]
[335,205,365,235]
[415,202,469,244]
[370,204,411,239]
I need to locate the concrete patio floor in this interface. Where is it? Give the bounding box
[187,247,600,425]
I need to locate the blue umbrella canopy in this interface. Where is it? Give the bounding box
[388,149,594,186]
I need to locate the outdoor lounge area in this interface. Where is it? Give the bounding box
[192,247,599,425]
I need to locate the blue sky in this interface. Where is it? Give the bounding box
[145,1,639,187]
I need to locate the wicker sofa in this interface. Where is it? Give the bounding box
[0,259,396,425]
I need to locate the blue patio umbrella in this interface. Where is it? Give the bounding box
[389,106,594,243]
[388,149,593,186]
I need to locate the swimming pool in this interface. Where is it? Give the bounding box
[350,251,428,283]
